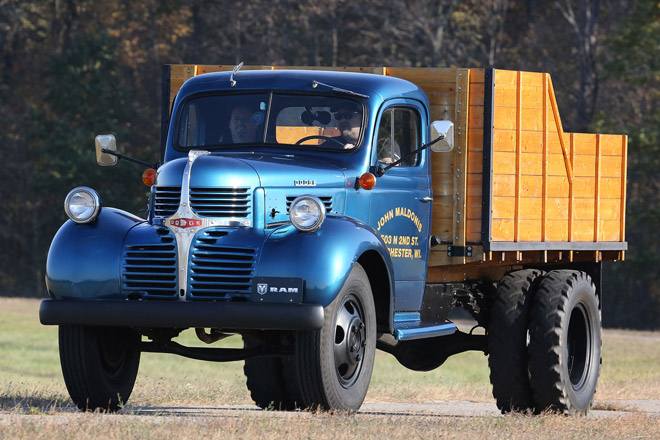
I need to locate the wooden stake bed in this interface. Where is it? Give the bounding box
[164,65,628,281]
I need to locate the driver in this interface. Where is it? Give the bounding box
[228,105,257,143]
[321,101,362,149]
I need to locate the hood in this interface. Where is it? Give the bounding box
[154,153,348,224]
[156,153,346,189]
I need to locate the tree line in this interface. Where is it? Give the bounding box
[1,0,658,328]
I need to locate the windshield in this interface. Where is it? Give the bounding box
[174,93,364,151]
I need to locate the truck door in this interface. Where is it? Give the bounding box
[368,101,432,312]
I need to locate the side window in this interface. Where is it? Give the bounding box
[376,107,420,166]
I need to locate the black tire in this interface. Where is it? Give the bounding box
[487,269,544,413]
[59,325,141,412]
[528,270,601,415]
[295,263,376,411]
[243,334,303,410]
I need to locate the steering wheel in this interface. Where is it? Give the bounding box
[294,135,345,148]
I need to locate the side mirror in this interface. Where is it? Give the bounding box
[430,121,454,153]
[95,134,118,166]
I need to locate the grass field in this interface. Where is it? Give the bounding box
[1,298,659,439]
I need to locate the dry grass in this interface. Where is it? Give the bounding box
[1,410,659,440]
[1,298,659,439]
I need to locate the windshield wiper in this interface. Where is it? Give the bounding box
[312,80,369,99]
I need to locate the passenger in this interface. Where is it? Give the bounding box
[322,101,362,149]
[377,136,402,165]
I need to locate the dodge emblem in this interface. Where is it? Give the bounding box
[169,218,202,229]
[257,283,268,295]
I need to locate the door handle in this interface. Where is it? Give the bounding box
[420,197,433,203]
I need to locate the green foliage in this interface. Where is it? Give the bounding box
[601,0,660,328]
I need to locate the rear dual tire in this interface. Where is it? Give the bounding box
[488,269,544,412]
[488,269,601,415]
[528,270,601,415]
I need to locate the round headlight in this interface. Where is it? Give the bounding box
[64,187,102,224]
[290,196,326,232]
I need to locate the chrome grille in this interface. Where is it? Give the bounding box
[189,230,255,300]
[121,228,177,298]
[153,186,252,219]
[153,186,181,217]
[190,187,251,218]
[286,196,333,213]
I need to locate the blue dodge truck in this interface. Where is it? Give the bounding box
[41,64,627,414]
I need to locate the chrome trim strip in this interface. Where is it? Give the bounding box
[393,312,421,323]
[394,323,457,341]
[161,150,254,301]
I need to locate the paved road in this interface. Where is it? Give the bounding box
[61,399,660,418]
[1,399,659,423]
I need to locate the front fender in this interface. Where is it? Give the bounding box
[45,208,145,299]
[257,216,394,307]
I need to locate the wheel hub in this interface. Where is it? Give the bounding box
[333,295,366,388]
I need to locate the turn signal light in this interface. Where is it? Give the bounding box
[142,168,156,187]
[358,173,376,190]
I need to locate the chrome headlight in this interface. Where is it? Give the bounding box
[290,196,325,232]
[64,187,102,224]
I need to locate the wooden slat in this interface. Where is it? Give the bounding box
[466,196,482,219]
[470,83,485,105]
[546,219,569,241]
[547,75,574,181]
[620,136,628,243]
[514,71,523,242]
[601,156,623,177]
[429,105,456,122]
[493,174,515,197]
[452,69,471,264]
[518,219,542,241]
[494,84,545,109]
[492,219,514,241]
[569,134,574,241]
[521,175,544,197]
[385,67,458,83]
[572,220,595,241]
[601,134,625,156]
[468,129,484,152]
[493,106,544,131]
[542,76,548,241]
[467,172,483,189]
[492,196,515,219]
[432,172,455,196]
[275,126,339,144]
[546,198,570,219]
[594,135,602,241]
[600,220,621,241]
[468,108,484,129]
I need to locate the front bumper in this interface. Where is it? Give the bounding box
[39,299,324,330]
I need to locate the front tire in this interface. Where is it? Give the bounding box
[59,325,140,412]
[528,270,601,415]
[296,263,376,411]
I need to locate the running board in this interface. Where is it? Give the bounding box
[393,312,457,341]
